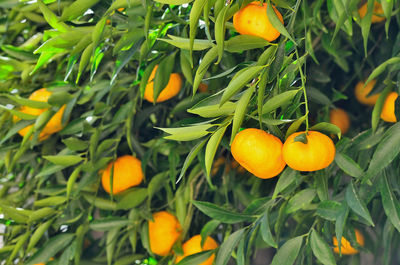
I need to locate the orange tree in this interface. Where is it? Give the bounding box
[0,0,399,264]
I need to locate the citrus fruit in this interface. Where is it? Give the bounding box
[175,235,218,265]
[282,131,335,171]
[233,1,283,42]
[14,88,66,140]
[144,65,182,103]
[231,128,286,179]
[380,91,398,122]
[101,155,144,194]
[333,229,365,255]
[358,1,385,23]
[198,83,209,93]
[149,211,182,256]
[330,108,350,134]
[354,79,380,106]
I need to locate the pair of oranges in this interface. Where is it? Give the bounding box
[231,128,335,179]
[149,211,218,264]
[355,79,398,122]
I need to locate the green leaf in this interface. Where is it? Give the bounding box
[189,0,209,60]
[317,200,342,221]
[371,84,391,133]
[335,202,349,253]
[27,220,54,252]
[360,0,373,56]
[215,228,246,265]
[260,212,277,248]
[285,114,307,139]
[345,182,374,226]
[225,35,270,53]
[231,85,255,144]
[1,93,50,108]
[154,0,194,4]
[205,125,228,179]
[380,172,400,233]
[220,65,264,106]
[193,201,256,224]
[34,196,67,207]
[286,188,316,213]
[153,53,176,102]
[193,46,218,94]
[25,233,75,265]
[177,139,207,184]
[188,102,237,118]
[215,5,229,63]
[37,0,70,32]
[309,122,341,138]
[200,220,221,246]
[89,217,131,231]
[60,0,100,21]
[0,104,38,120]
[310,229,336,265]
[7,231,30,264]
[272,167,297,199]
[266,1,296,44]
[262,89,299,114]
[270,236,303,265]
[116,188,148,210]
[365,122,400,182]
[157,124,214,141]
[67,165,82,200]
[43,155,83,167]
[62,137,89,151]
[176,250,215,265]
[159,35,213,51]
[335,152,363,179]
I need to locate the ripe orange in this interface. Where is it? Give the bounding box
[101,155,144,194]
[354,79,380,106]
[333,229,365,255]
[231,128,286,179]
[282,131,335,171]
[14,88,66,140]
[198,83,209,93]
[380,92,398,123]
[329,108,350,134]
[358,1,385,23]
[233,1,283,42]
[149,211,182,256]
[175,235,218,265]
[144,65,182,103]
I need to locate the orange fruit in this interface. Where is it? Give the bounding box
[101,155,144,194]
[144,65,182,103]
[333,229,365,255]
[175,235,218,265]
[358,1,385,23]
[14,88,66,140]
[231,128,286,179]
[282,131,335,171]
[329,108,350,134]
[380,92,398,123]
[198,83,209,93]
[149,211,182,256]
[233,1,283,42]
[34,257,54,265]
[354,79,380,106]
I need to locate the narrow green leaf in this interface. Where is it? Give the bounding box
[154,0,194,4]
[200,220,221,246]
[37,0,70,32]
[205,124,228,179]
[193,201,256,224]
[335,152,363,179]
[89,217,131,231]
[176,250,215,265]
[272,167,297,199]
[335,202,349,253]
[317,200,342,221]
[309,122,341,138]
[371,84,391,132]
[266,1,296,44]
[190,0,209,60]
[286,188,316,213]
[310,229,336,265]
[160,35,213,51]
[260,212,277,248]
[215,5,229,63]
[60,0,100,21]
[43,155,83,167]
[153,52,176,102]
[231,85,255,144]
[270,236,303,265]
[215,228,246,265]
[27,220,54,252]
[157,124,213,141]
[193,46,218,94]
[380,172,400,233]
[116,188,147,210]
[345,182,374,226]
[177,139,207,184]
[262,89,299,114]
[225,35,270,53]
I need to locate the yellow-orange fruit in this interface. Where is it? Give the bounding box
[233,2,284,42]
[175,235,218,265]
[144,65,182,103]
[333,229,365,255]
[282,131,335,171]
[330,108,350,134]
[14,88,66,140]
[358,1,385,23]
[149,211,182,256]
[354,79,380,106]
[231,128,286,179]
[198,83,209,93]
[380,92,398,123]
[101,155,144,194]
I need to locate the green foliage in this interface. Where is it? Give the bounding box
[0,0,399,264]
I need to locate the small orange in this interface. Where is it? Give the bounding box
[198,83,209,93]
[101,155,144,194]
[144,65,182,103]
[358,1,385,23]
[380,92,398,123]
[34,257,54,265]
[282,131,335,171]
[330,108,350,134]
[231,128,286,179]
[14,88,66,141]
[175,235,218,265]
[233,1,283,42]
[333,229,365,255]
[149,211,182,256]
[354,79,380,106]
